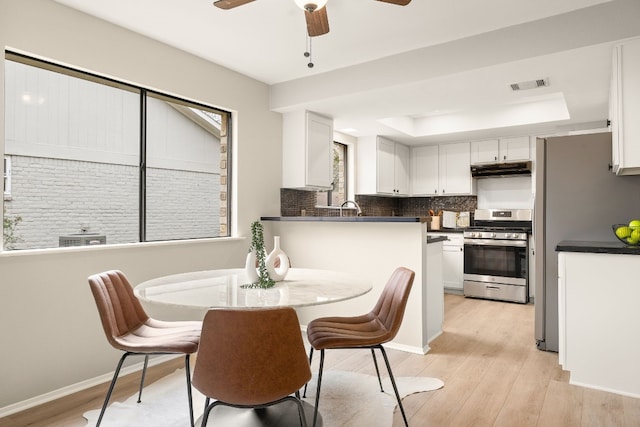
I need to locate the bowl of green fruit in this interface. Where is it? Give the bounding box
[613,220,640,246]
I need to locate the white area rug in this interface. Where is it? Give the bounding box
[83,369,443,427]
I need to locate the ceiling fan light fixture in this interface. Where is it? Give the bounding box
[294,0,328,12]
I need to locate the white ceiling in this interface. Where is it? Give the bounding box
[54,0,640,145]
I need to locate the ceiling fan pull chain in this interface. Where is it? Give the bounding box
[304,33,314,68]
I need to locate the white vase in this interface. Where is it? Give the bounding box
[244,249,260,283]
[266,236,290,282]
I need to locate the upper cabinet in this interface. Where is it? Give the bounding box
[411,145,439,196]
[282,110,333,189]
[470,136,530,165]
[356,136,409,195]
[611,37,640,175]
[439,142,474,195]
[412,142,474,196]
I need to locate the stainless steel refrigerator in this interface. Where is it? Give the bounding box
[534,132,640,351]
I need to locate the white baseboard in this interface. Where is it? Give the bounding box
[384,341,429,355]
[0,354,179,418]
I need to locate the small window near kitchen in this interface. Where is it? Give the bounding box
[3,156,10,200]
[316,142,347,206]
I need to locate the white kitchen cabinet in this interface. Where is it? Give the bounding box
[282,110,333,189]
[558,251,640,396]
[428,232,464,292]
[611,37,640,175]
[411,145,439,195]
[470,136,530,164]
[439,142,474,195]
[412,142,474,196]
[356,136,409,195]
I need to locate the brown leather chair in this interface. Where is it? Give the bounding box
[192,307,312,427]
[88,270,202,427]
[304,266,415,427]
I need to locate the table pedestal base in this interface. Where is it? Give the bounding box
[196,400,322,427]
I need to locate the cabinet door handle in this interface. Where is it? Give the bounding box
[486,285,501,291]
[494,156,497,161]
[503,155,507,160]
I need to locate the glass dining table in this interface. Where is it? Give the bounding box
[134,267,372,427]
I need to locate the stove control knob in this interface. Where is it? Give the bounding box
[506,233,512,238]
[490,232,496,238]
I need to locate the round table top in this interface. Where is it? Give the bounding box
[134,268,372,310]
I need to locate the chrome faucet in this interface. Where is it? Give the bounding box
[340,200,362,217]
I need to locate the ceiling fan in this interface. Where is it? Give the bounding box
[213,0,412,37]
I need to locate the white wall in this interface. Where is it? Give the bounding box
[476,176,534,209]
[0,0,282,410]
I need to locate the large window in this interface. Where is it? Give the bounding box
[2,53,230,250]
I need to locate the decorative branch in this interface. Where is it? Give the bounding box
[245,220,275,289]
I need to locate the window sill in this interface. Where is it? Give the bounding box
[0,236,245,257]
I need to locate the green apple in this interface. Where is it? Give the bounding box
[631,229,640,242]
[616,226,632,239]
[629,219,640,229]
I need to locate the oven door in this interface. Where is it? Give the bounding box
[463,238,528,286]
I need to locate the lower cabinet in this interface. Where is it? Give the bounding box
[429,232,464,292]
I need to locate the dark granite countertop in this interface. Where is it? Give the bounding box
[427,228,466,233]
[427,236,448,244]
[556,240,640,255]
[261,216,428,223]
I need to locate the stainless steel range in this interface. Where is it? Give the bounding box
[463,209,532,304]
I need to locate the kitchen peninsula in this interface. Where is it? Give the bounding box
[556,241,640,398]
[261,216,445,354]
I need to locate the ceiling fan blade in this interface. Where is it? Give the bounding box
[376,0,411,5]
[213,0,256,10]
[305,7,330,37]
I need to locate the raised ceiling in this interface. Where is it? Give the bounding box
[54,0,640,145]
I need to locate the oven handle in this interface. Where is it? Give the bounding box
[464,239,527,247]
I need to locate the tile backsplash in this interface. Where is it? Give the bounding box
[280,188,477,218]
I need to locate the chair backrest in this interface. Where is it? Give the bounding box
[88,270,150,350]
[192,307,312,406]
[370,267,415,341]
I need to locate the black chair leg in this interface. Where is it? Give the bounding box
[378,345,409,427]
[200,400,214,427]
[96,352,130,427]
[303,347,314,398]
[370,348,384,392]
[312,349,325,427]
[293,392,308,427]
[137,355,149,403]
[185,354,195,427]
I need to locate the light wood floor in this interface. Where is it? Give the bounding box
[3,294,640,427]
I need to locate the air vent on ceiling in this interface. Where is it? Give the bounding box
[510,78,549,91]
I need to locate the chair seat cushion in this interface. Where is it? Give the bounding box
[306,313,393,350]
[112,319,202,354]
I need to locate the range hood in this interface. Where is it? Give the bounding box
[470,161,532,178]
